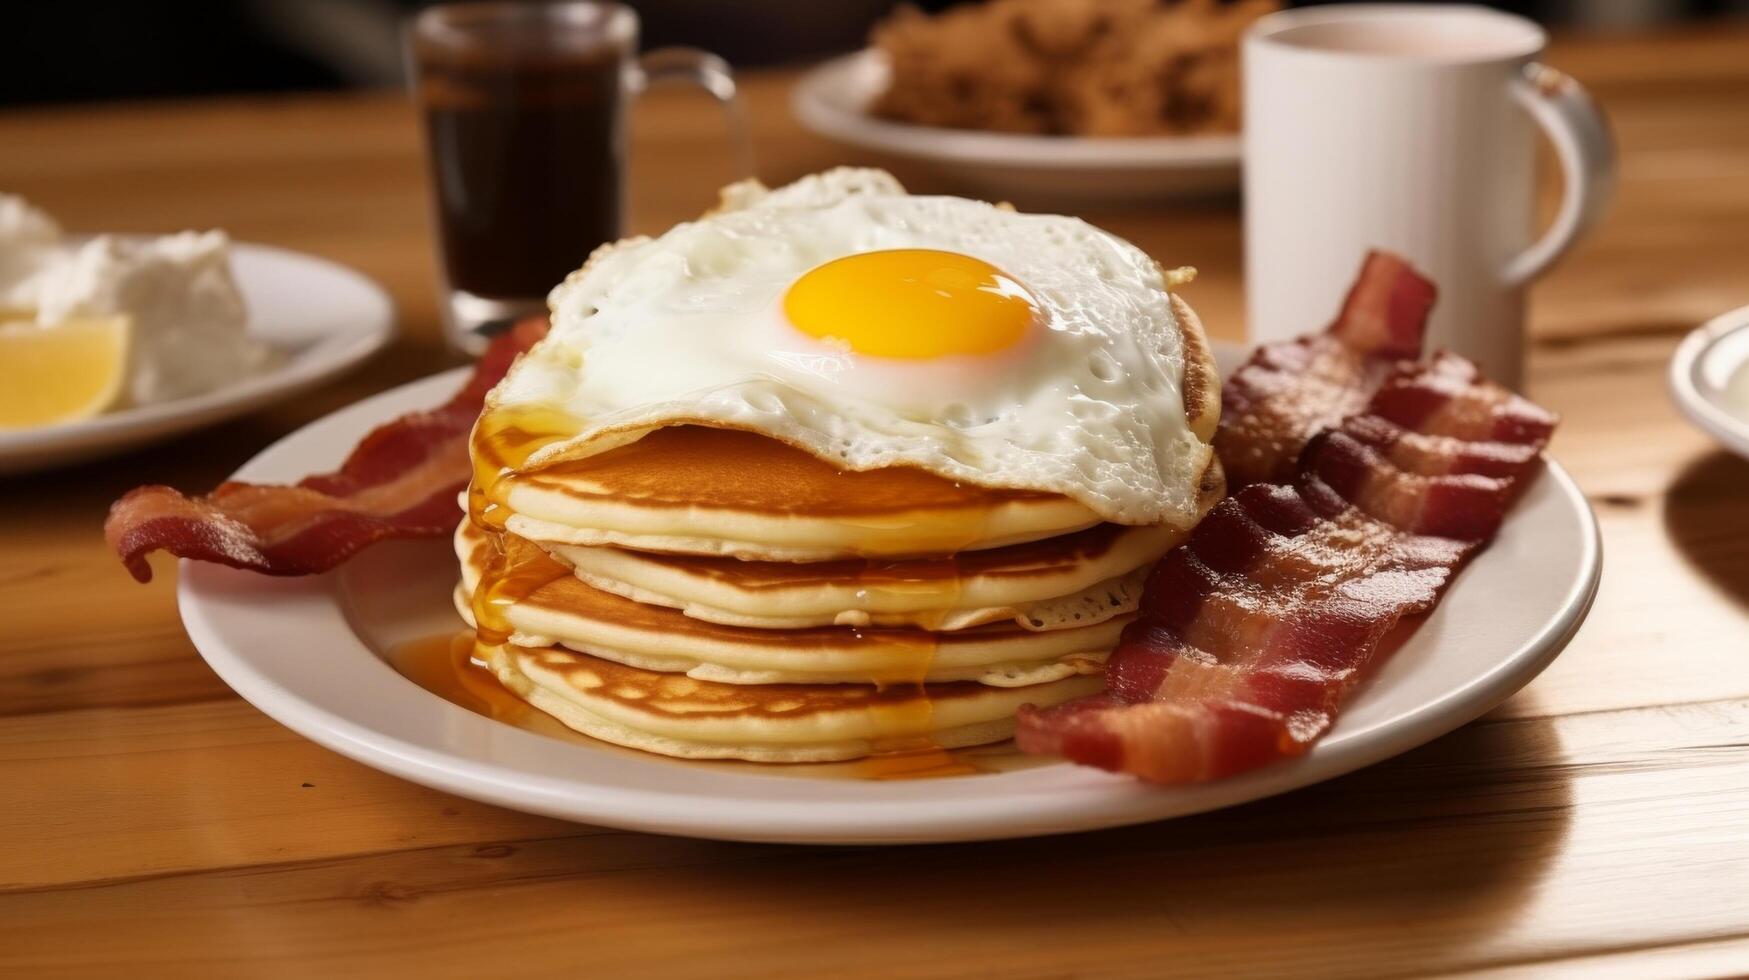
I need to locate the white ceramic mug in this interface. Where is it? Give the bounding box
[1242,4,1614,387]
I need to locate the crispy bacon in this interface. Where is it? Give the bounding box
[1016,278,1556,784]
[1215,251,1436,488]
[106,317,548,583]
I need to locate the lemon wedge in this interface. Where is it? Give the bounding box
[0,314,130,429]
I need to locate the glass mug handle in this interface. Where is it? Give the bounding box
[1503,63,1616,287]
[627,48,755,179]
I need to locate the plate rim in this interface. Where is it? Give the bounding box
[791,50,1243,170]
[176,362,1602,845]
[0,240,395,460]
[1669,303,1749,458]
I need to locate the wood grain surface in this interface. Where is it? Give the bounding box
[3,27,1749,979]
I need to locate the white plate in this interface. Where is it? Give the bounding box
[791,51,1241,206]
[1670,304,1749,459]
[178,347,1600,844]
[0,242,393,474]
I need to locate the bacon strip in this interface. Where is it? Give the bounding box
[1016,302,1556,785]
[1214,251,1436,488]
[106,317,548,583]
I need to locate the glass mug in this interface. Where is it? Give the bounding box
[409,1,749,353]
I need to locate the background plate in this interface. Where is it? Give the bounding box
[1670,304,1749,460]
[792,51,1241,206]
[0,241,394,473]
[178,349,1601,844]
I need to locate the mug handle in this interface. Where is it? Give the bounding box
[628,48,755,178]
[1503,63,1616,287]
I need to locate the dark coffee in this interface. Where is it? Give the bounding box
[417,47,624,300]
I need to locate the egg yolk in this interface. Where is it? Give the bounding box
[783,249,1036,359]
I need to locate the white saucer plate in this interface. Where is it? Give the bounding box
[792,51,1241,206]
[0,242,394,474]
[178,347,1601,845]
[1670,304,1749,459]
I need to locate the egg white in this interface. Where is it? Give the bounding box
[491,168,1213,528]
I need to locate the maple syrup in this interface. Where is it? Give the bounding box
[386,631,528,722]
[468,404,581,532]
[466,406,583,646]
[384,631,598,744]
[845,741,984,780]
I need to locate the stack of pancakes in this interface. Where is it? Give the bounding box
[457,423,1222,764]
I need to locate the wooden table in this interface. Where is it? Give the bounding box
[4,28,1748,978]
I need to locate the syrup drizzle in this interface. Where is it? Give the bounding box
[467,405,582,646]
[385,630,535,723]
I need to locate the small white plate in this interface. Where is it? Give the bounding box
[0,242,393,474]
[792,51,1241,206]
[1670,304,1749,459]
[178,348,1600,844]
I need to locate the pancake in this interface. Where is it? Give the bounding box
[540,520,1184,631]
[478,639,1105,762]
[490,425,1108,561]
[456,525,1124,686]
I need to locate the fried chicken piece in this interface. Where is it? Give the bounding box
[1007,0,1155,60]
[869,0,1278,137]
[871,4,1053,133]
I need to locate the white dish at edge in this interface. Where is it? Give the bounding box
[1670,304,1749,460]
[0,241,394,474]
[177,344,1601,845]
[791,51,1242,206]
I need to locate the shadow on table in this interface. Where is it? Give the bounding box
[664,707,1574,976]
[1663,450,1749,611]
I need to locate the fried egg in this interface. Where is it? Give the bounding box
[490,168,1216,527]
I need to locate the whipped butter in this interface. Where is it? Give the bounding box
[0,193,272,406]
